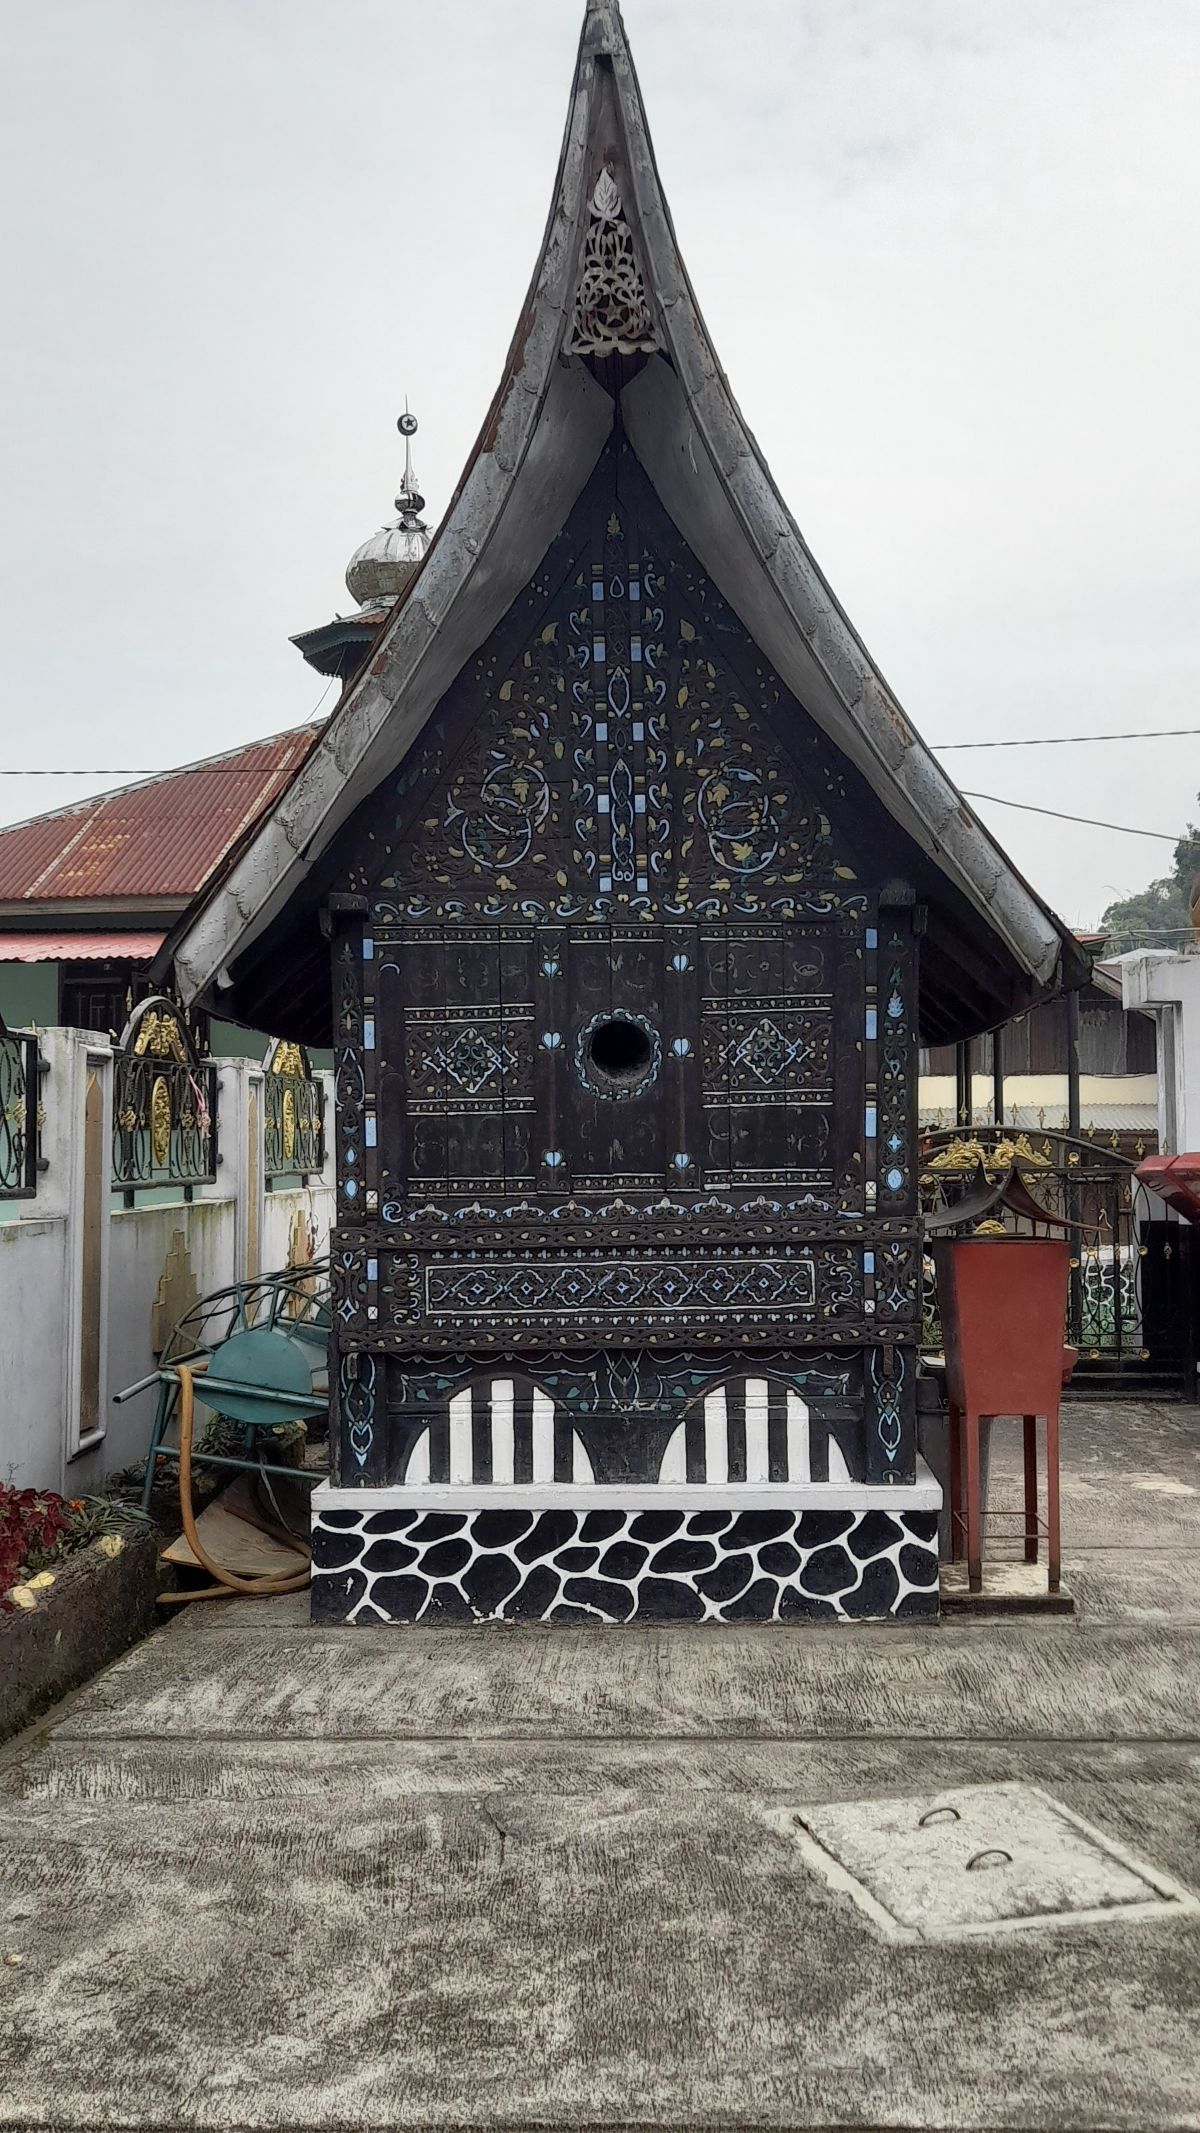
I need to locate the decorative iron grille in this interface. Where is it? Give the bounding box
[919,1126,1149,1363]
[112,996,217,1201]
[0,1018,38,1199]
[263,1039,325,1182]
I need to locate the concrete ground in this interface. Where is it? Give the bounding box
[2,1401,1200,2132]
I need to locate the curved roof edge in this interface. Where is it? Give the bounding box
[598,0,1071,992]
[169,0,1083,1014]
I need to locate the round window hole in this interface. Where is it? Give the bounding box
[585,1013,655,1090]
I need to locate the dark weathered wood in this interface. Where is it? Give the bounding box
[327,445,925,1487]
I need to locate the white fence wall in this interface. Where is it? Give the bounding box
[0,1039,333,1496]
[103,1196,240,1480]
[261,1184,328,1284]
[0,1216,67,1493]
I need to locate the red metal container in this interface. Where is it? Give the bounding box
[1135,1153,1200,1225]
[931,1236,1070,1594]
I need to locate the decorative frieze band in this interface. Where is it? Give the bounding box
[330,1235,919,1349]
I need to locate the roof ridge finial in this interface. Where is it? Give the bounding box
[395,403,426,525]
[343,403,431,613]
[582,0,627,57]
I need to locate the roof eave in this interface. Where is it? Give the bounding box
[0,896,191,926]
[169,0,1081,1014]
[594,5,1074,993]
[170,23,630,1010]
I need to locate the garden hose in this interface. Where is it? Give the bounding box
[157,1362,312,1603]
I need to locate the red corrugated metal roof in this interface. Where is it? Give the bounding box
[0,728,320,904]
[0,932,164,962]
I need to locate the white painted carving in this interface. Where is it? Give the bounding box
[402,1381,594,1487]
[565,168,662,358]
[657,1385,850,1486]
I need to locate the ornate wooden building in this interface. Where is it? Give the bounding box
[167,1,1085,1623]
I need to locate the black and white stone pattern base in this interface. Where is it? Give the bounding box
[310,1496,940,1624]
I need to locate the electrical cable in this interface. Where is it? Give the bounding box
[0,766,315,775]
[936,726,1200,750]
[0,679,337,777]
[9,719,1200,774]
[962,792,1200,845]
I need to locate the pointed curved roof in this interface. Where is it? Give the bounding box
[167,0,1085,1040]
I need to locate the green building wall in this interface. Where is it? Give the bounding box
[0,964,330,1071]
[0,962,58,1029]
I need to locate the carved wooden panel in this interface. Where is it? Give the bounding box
[363,453,866,931]
[369,914,869,1212]
[326,443,924,1481]
[330,1225,920,1353]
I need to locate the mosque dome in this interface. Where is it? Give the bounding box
[345,410,430,613]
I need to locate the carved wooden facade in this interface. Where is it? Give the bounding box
[326,447,921,1491]
[170,1,1081,1621]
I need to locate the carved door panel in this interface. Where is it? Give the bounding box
[699,922,858,1191]
[378,923,536,1202]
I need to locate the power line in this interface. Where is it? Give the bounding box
[0,682,338,779]
[963,791,1200,845]
[937,725,1200,750]
[0,766,272,776]
[0,751,1195,853]
[3,723,1198,775]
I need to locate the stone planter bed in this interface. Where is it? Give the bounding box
[1,1527,159,1742]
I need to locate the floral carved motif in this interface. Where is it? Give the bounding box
[565,170,661,358]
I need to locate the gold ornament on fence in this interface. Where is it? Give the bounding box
[923,1132,1050,1179]
[272,1042,305,1078]
[150,1076,172,1168]
[133,1008,189,1062]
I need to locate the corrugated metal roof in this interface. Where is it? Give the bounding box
[0,932,164,962]
[0,728,321,905]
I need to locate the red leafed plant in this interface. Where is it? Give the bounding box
[0,1484,71,1598]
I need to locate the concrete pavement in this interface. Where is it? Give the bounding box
[2,1400,1200,2130]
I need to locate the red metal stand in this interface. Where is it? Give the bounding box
[933,1237,1071,1594]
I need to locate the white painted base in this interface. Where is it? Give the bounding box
[313,1456,943,1519]
[310,1462,944,1624]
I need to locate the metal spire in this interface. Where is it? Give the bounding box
[395,406,425,524]
[343,403,431,613]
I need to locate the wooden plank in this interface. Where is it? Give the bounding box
[162,1479,308,1578]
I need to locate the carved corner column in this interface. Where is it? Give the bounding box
[327,896,384,1486]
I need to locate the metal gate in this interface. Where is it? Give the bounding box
[919,1128,1155,1366]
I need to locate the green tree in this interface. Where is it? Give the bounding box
[1100,806,1200,950]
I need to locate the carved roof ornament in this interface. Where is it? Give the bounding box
[565,168,661,358]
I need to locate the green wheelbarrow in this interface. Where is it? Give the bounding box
[114,1259,331,1598]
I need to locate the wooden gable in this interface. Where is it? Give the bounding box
[326,445,919,1468]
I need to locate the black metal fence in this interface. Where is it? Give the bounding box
[919,1126,1147,1365]
[263,1040,325,1184]
[0,1018,39,1199]
[112,996,217,1204]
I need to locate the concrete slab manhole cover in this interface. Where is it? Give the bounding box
[774,1781,1198,1943]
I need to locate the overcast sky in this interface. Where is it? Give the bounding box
[1,0,1197,932]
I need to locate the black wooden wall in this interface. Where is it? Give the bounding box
[327,444,922,1489]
